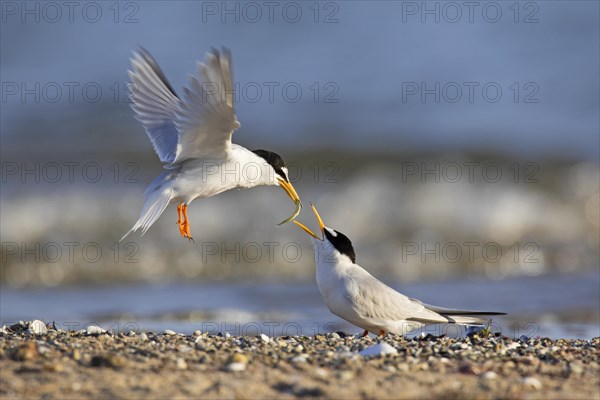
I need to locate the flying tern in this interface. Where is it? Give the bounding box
[121,47,301,241]
[294,205,506,337]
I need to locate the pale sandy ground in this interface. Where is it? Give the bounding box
[1,323,598,400]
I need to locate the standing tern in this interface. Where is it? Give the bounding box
[121,47,301,241]
[293,205,506,337]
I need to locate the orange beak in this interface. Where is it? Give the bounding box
[277,178,302,225]
[293,203,325,240]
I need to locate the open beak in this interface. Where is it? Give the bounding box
[277,178,302,225]
[293,203,325,240]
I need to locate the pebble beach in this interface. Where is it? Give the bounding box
[1,321,598,399]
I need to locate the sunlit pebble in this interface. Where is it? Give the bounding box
[315,368,329,379]
[482,371,497,380]
[225,353,248,371]
[29,320,48,335]
[177,345,192,353]
[225,362,246,372]
[506,342,521,351]
[359,342,397,357]
[176,358,188,370]
[86,326,106,335]
[521,376,542,390]
[337,370,355,381]
[569,362,584,375]
[163,329,177,336]
[260,334,270,343]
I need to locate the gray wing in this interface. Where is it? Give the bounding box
[174,48,240,163]
[346,268,449,325]
[411,299,506,316]
[128,48,181,164]
[410,299,506,324]
[128,48,240,165]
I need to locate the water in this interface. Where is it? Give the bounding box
[2,272,598,339]
[2,1,598,159]
[1,2,598,342]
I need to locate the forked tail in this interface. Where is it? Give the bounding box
[439,313,500,325]
[412,299,506,326]
[121,185,173,241]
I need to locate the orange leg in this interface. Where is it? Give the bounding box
[182,204,193,241]
[177,203,186,237]
[378,330,386,338]
[177,203,184,227]
[176,203,193,241]
[361,330,369,338]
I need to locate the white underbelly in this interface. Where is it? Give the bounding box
[170,161,247,202]
[318,274,425,335]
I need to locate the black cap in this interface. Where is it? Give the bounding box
[252,149,288,181]
[324,229,356,263]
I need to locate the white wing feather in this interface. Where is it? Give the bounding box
[128,48,240,165]
[128,49,181,164]
[346,268,449,325]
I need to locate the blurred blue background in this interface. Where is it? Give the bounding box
[1,1,598,338]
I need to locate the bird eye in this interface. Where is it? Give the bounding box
[277,169,288,182]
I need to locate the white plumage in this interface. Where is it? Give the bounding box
[294,205,505,337]
[122,47,301,240]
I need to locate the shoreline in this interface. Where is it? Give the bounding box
[1,322,598,399]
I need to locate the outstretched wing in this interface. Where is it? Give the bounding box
[175,48,240,163]
[128,48,240,165]
[128,48,181,164]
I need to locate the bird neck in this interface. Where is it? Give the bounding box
[313,241,355,272]
[231,146,279,188]
[314,247,355,299]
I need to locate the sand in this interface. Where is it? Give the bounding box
[1,321,598,399]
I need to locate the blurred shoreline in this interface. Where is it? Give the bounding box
[2,151,598,287]
[2,271,598,339]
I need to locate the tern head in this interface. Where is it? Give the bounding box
[293,204,356,264]
[252,149,302,225]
